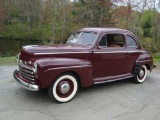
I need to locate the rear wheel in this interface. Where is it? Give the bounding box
[133,65,147,84]
[48,74,78,103]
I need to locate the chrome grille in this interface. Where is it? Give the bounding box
[19,60,35,83]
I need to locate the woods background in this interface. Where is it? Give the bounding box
[0,0,160,54]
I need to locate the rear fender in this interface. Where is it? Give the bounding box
[134,53,153,74]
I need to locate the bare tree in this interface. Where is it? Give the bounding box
[117,0,142,29]
[48,0,59,43]
[133,0,148,36]
[16,0,43,32]
[152,0,158,51]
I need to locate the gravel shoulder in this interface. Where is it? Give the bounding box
[0,65,160,120]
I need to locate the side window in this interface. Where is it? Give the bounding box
[107,34,124,47]
[98,35,107,47]
[98,34,124,48]
[126,36,137,47]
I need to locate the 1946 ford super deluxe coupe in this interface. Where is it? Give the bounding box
[13,28,154,103]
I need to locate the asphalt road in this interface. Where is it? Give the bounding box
[0,65,160,120]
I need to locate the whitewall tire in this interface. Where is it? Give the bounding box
[48,74,78,103]
[133,65,147,84]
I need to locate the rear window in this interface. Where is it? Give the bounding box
[126,36,137,47]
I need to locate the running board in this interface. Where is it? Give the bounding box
[94,75,133,85]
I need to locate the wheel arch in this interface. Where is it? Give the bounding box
[53,67,93,88]
[55,71,82,88]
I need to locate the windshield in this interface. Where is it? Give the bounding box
[67,32,97,46]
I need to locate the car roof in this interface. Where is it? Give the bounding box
[78,28,135,37]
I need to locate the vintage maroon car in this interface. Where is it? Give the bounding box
[13,28,154,103]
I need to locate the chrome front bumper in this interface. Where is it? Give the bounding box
[13,70,39,91]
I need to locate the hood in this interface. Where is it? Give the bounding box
[21,44,90,56]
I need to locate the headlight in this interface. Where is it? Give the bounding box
[32,62,37,74]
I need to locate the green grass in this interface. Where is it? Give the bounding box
[152,53,160,63]
[0,56,17,66]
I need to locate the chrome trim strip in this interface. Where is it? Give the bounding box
[19,61,32,70]
[13,70,39,91]
[46,65,92,71]
[94,51,141,54]
[34,52,89,55]
[94,51,126,54]
[34,51,142,55]
[18,61,35,81]
[127,51,140,53]
[94,75,133,84]
[20,68,34,74]
[20,71,34,78]
[20,73,35,81]
[137,60,152,62]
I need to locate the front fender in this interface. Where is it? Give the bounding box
[36,58,93,88]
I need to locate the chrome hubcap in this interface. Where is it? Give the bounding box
[60,82,70,94]
[139,69,144,78]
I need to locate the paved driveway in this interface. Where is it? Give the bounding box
[0,65,160,120]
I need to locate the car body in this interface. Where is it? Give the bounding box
[13,28,154,103]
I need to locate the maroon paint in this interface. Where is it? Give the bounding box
[15,28,153,89]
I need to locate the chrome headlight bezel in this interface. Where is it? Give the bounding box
[32,62,37,74]
[17,53,21,62]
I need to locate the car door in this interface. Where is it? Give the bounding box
[91,33,131,82]
[125,35,141,73]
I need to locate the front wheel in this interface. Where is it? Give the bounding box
[48,74,78,103]
[133,65,147,84]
